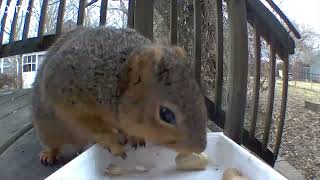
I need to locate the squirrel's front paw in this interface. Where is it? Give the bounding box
[111,147,127,160]
[101,143,127,160]
[118,152,127,160]
[116,131,145,149]
[129,137,146,150]
[39,148,60,166]
[117,133,129,146]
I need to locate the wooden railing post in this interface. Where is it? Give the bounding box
[214,0,223,116]
[56,0,67,35]
[99,0,108,26]
[127,0,135,28]
[224,0,248,144]
[170,0,177,45]
[274,52,289,158]
[193,0,201,84]
[134,0,154,40]
[262,43,276,151]
[0,0,3,11]
[9,0,23,43]
[38,0,49,38]
[22,0,34,40]
[77,0,86,26]
[249,20,261,140]
[0,0,12,44]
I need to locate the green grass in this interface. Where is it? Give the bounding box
[277,80,320,92]
[276,80,320,102]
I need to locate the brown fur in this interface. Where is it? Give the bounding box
[32,27,207,165]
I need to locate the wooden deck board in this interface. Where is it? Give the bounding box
[0,89,33,154]
[0,89,88,179]
[0,89,31,104]
[0,89,32,120]
[0,129,63,180]
[0,106,32,154]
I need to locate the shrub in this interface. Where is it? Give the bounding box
[0,74,17,89]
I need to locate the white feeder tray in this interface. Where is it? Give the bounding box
[46,132,287,180]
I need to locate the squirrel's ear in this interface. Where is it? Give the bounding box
[172,46,187,59]
[119,47,163,95]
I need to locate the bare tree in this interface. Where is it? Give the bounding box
[290,25,320,64]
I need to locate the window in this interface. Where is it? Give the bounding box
[1,58,14,74]
[23,55,36,72]
[3,58,11,68]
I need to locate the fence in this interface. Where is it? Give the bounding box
[291,67,320,83]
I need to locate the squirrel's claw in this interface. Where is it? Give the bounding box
[132,143,138,150]
[106,147,111,153]
[139,140,146,147]
[39,149,59,166]
[119,137,128,146]
[119,152,127,160]
[76,147,86,156]
[104,143,127,159]
[40,158,49,166]
[129,137,146,150]
[40,156,57,166]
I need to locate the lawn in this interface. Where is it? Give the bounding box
[285,80,320,94]
[244,81,320,179]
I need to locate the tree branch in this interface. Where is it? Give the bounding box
[4,27,11,35]
[86,0,98,7]
[49,0,59,6]
[119,0,128,14]
[108,7,126,13]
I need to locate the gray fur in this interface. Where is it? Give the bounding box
[32,27,207,154]
[33,27,151,111]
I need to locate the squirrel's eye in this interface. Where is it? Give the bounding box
[159,105,176,125]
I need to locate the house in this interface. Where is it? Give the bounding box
[0,20,78,89]
[0,57,18,75]
[21,51,47,88]
[0,51,47,89]
[310,54,320,82]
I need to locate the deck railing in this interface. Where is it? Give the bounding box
[0,0,299,166]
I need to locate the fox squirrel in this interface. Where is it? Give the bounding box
[32,27,207,165]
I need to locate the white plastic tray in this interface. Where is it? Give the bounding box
[45,132,287,180]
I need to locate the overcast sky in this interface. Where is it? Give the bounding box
[273,0,320,33]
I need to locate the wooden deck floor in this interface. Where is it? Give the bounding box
[0,89,67,180]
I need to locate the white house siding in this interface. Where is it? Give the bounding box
[310,54,320,82]
[21,51,47,89]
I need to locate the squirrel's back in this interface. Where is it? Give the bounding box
[34,27,151,112]
[32,27,207,158]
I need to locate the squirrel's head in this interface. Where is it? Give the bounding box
[118,45,207,154]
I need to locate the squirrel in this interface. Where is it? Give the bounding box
[32,26,207,166]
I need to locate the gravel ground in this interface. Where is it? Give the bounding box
[244,81,320,179]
